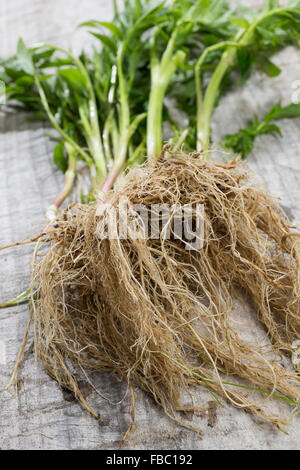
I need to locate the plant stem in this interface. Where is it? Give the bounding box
[195,41,243,153]
[100,112,146,193]
[100,157,125,194]
[99,41,147,194]
[172,128,189,152]
[103,111,115,164]
[196,8,289,151]
[117,43,130,148]
[46,143,77,221]
[152,351,300,408]
[127,138,146,166]
[44,44,107,185]
[0,289,31,309]
[147,82,165,158]
[34,75,93,167]
[113,0,118,16]
[196,35,244,152]
[147,26,181,158]
[99,43,130,193]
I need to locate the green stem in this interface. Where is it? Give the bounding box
[147,26,181,158]
[172,128,189,152]
[34,75,93,167]
[44,44,107,185]
[78,104,103,186]
[111,116,119,159]
[99,42,147,194]
[103,111,115,164]
[113,0,118,16]
[147,82,165,158]
[127,138,146,166]
[0,289,31,309]
[152,351,300,408]
[117,44,130,149]
[101,112,146,193]
[196,35,244,152]
[46,143,77,221]
[197,8,289,151]
[160,24,180,72]
[195,41,243,153]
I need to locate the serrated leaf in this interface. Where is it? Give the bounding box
[223,129,255,158]
[53,141,68,173]
[223,101,300,158]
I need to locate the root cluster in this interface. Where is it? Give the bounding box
[29,153,300,433]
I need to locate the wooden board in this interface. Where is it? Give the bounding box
[0,0,299,450]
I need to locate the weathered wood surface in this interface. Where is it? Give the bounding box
[0,0,299,450]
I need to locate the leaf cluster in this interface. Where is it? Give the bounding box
[223,103,300,158]
[1,0,300,181]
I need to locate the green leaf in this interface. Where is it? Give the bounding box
[262,0,280,12]
[223,128,256,158]
[15,75,35,87]
[6,85,26,96]
[89,32,117,53]
[258,57,281,77]
[38,74,53,83]
[40,58,74,69]
[53,141,68,173]
[4,67,25,80]
[183,0,211,21]
[237,48,254,80]
[58,68,88,94]
[265,103,300,121]
[17,38,35,75]
[137,1,166,25]
[79,20,123,40]
[0,70,9,84]
[30,45,55,63]
[256,26,280,45]
[229,17,250,29]
[260,123,282,135]
[223,102,300,158]
[173,50,186,70]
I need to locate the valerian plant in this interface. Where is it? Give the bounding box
[1,0,300,212]
[2,1,300,440]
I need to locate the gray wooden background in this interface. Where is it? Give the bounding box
[0,0,299,450]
